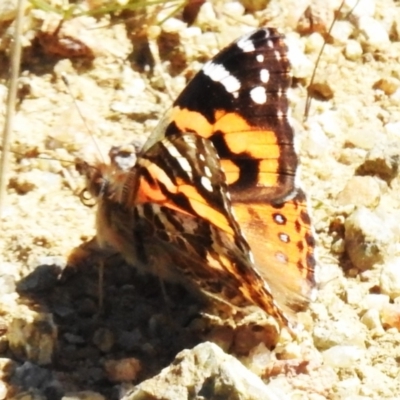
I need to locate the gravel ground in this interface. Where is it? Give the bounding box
[1,0,400,398]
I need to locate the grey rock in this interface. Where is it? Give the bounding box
[122,342,286,400]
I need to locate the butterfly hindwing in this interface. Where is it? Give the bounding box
[131,133,290,326]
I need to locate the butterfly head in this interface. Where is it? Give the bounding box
[75,142,139,208]
[75,158,110,206]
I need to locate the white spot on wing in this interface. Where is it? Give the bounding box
[279,233,290,243]
[204,166,212,177]
[222,74,241,95]
[177,157,192,177]
[274,214,285,224]
[203,61,240,95]
[250,86,267,104]
[275,251,288,264]
[248,251,255,263]
[260,69,269,83]
[256,54,264,63]
[166,144,181,159]
[237,36,255,53]
[201,176,213,192]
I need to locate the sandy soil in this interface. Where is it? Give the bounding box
[1,0,400,398]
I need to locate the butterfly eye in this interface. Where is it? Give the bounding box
[109,144,137,171]
[79,188,96,207]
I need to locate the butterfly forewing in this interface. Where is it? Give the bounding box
[134,133,242,241]
[149,28,297,204]
[145,28,316,315]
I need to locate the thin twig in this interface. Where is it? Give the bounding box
[0,0,25,217]
[304,0,360,120]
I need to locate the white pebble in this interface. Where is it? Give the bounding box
[344,0,375,18]
[358,16,390,49]
[323,345,365,369]
[360,309,385,334]
[380,256,400,299]
[344,40,363,61]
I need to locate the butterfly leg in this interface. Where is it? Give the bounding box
[97,259,104,315]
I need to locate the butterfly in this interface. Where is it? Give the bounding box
[76,28,316,332]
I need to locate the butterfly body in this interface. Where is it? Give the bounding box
[77,28,316,332]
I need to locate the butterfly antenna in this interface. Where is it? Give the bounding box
[61,73,105,163]
[304,0,360,120]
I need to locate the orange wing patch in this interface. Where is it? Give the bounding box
[170,107,283,191]
[233,190,316,316]
[131,135,237,238]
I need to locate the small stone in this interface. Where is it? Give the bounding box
[247,343,272,376]
[344,208,392,270]
[239,0,270,12]
[0,380,12,400]
[330,21,354,44]
[62,391,105,400]
[392,14,400,41]
[343,0,375,18]
[76,298,97,316]
[379,256,400,299]
[0,274,16,295]
[385,121,400,136]
[160,17,187,33]
[345,129,378,150]
[358,16,390,49]
[313,319,367,350]
[308,81,334,100]
[344,40,363,61]
[63,333,85,345]
[104,358,142,383]
[296,1,335,35]
[360,309,385,334]
[356,141,400,182]
[194,1,217,29]
[0,0,17,22]
[17,263,63,294]
[93,328,114,353]
[8,304,57,365]
[123,342,283,400]
[12,362,58,394]
[344,286,363,306]
[373,77,400,96]
[286,34,314,79]
[0,358,17,379]
[334,377,362,399]
[322,345,365,369]
[204,325,234,353]
[11,390,46,400]
[117,329,143,352]
[232,313,280,354]
[331,238,345,254]
[361,294,390,311]
[317,110,342,138]
[380,304,400,330]
[336,176,380,207]
[357,365,396,395]
[304,32,325,54]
